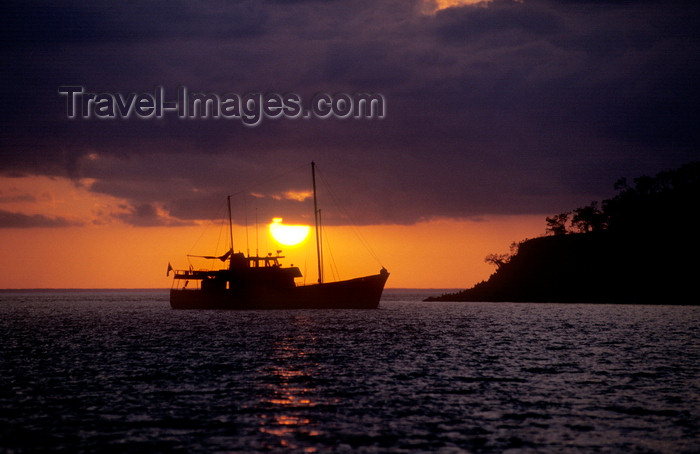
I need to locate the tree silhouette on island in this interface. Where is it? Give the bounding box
[426,162,700,304]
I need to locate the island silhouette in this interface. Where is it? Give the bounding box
[426,162,699,304]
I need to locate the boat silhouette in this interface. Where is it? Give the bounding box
[169,162,389,309]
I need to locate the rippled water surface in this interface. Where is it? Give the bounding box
[1,290,698,453]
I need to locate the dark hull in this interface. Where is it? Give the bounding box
[170,271,389,310]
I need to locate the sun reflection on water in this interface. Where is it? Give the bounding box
[255,326,328,451]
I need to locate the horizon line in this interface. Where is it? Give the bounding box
[0,287,460,293]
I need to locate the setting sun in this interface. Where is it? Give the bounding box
[269,218,311,247]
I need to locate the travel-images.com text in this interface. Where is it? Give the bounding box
[58,86,386,127]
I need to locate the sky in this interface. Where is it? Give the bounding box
[1,0,698,289]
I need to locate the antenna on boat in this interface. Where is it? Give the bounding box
[312,161,323,284]
[318,208,324,282]
[243,193,250,258]
[227,195,234,254]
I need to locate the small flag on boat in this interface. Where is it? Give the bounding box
[166,262,173,276]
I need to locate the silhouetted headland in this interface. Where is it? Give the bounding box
[426,162,700,304]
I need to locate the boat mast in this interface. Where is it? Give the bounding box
[312,161,323,283]
[227,195,234,254]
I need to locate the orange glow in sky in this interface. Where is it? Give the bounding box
[0,174,124,223]
[0,174,547,289]
[423,0,493,14]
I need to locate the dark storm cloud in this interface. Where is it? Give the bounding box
[0,210,81,228]
[3,1,269,45]
[1,0,698,226]
[112,202,194,227]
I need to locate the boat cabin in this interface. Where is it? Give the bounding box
[170,250,303,292]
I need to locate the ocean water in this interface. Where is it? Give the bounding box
[0,290,698,453]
